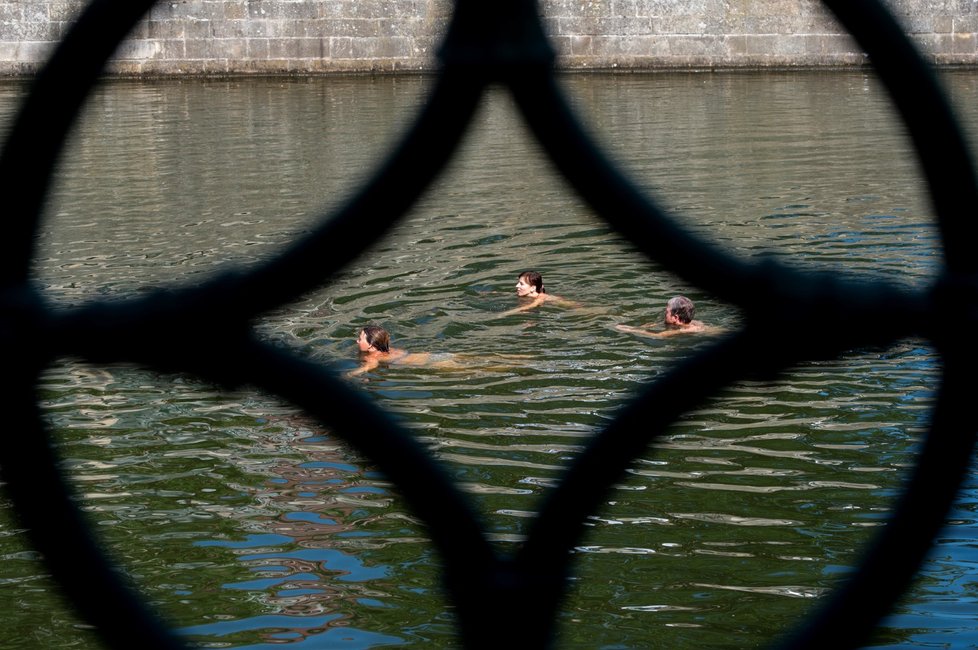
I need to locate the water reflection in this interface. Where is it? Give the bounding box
[0,70,971,648]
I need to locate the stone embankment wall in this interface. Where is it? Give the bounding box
[1,0,976,76]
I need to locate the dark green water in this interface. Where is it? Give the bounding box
[0,70,974,648]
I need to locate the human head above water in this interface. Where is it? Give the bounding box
[516,271,545,296]
[665,295,695,325]
[358,325,390,353]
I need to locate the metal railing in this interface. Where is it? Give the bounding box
[1,1,975,648]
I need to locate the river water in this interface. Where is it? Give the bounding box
[0,70,975,648]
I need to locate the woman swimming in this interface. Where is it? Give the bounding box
[502,270,579,315]
[349,325,530,377]
[349,325,456,376]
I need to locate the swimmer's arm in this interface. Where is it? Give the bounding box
[614,323,666,339]
[617,323,723,339]
[346,358,379,377]
[500,294,547,316]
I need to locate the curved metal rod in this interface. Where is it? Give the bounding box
[0,1,498,646]
[0,0,157,283]
[0,0,492,322]
[1,300,184,650]
[516,329,772,642]
[223,69,487,316]
[506,68,763,306]
[227,339,505,648]
[69,68,489,324]
[41,299,501,648]
[500,4,978,644]
[1,395,184,650]
[822,0,978,273]
[51,302,495,564]
[513,286,927,643]
[772,350,968,645]
[1,0,974,647]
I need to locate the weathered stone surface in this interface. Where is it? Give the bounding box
[0,0,975,75]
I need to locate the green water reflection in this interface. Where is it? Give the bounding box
[0,70,974,648]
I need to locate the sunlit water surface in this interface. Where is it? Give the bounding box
[1,70,976,648]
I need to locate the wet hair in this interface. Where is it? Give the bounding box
[360,325,390,353]
[666,295,695,324]
[519,271,545,294]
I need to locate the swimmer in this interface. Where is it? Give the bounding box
[348,325,531,377]
[349,325,458,377]
[502,270,579,315]
[615,295,721,339]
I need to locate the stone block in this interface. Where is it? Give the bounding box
[652,13,709,35]
[159,38,187,59]
[744,33,778,56]
[16,6,56,41]
[148,1,190,22]
[279,1,319,20]
[147,19,186,40]
[327,18,382,38]
[243,19,269,37]
[816,33,861,57]
[220,36,249,59]
[184,20,216,40]
[668,34,722,57]
[115,38,163,60]
[597,15,655,36]
[0,41,18,60]
[591,33,670,57]
[246,36,269,58]
[725,34,747,57]
[952,31,977,54]
[267,36,300,58]
[609,0,644,18]
[47,2,82,23]
[568,34,594,55]
[184,36,216,59]
[224,2,248,21]
[247,0,279,19]
[296,36,325,58]
[350,35,412,59]
[954,16,978,33]
[931,15,954,33]
[539,0,578,19]
[13,39,54,62]
[0,2,19,27]
[556,16,594,36]
[209,17,248,38]
[329,35,353,58]
[911,32,943,56]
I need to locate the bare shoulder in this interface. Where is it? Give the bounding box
[500,294,547,316]
[544,293,582,309]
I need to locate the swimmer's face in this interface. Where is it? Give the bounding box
[516,276,536,297]
[357,330,373,352]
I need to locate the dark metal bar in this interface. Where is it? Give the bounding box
[823,0,978,274]
[0,0,157,284]
[0,0,974,647]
